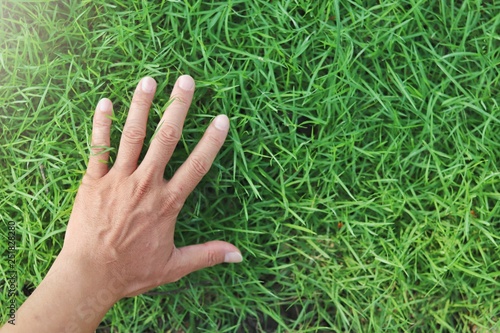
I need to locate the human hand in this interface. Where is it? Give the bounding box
[58,75,242,300]
[0,75,242,333]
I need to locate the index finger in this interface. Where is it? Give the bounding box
[113,77,157,174]
[166,115,230,201]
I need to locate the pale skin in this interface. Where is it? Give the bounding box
[1,75,242,333]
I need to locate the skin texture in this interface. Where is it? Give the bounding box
[1,75,242,333]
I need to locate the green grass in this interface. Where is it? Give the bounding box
[1,0,499,332]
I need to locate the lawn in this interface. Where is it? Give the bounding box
[1,0,499,332]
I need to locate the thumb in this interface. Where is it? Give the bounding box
[169,240,243,281]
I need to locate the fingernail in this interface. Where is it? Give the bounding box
[141,77,156,93]
[97,99,112,112]
[213,115,230,131]
[178,75,195,91]
[224,252,243,263]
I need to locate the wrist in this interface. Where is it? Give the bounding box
[6,252,120,333]
[12,252,122,333]
[51,250,125,306]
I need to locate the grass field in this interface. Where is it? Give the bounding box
[1,0,499,332]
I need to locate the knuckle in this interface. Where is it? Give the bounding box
[170,94,187,106]
[164,189,184,212]
[156,123,181,146]
[93,117,110,129]
[206,249,219,267]
[90,147,109,161]
[90,145,106,154]
[122,123,146,145]
[131,98,151,111]
[133,177,153,198]
[206,133,224,147]
[134,182,150,198]
[188,155,210,177]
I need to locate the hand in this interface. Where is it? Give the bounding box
[59,75,242,299]
[1,75,242,333]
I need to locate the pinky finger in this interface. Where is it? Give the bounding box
[87,98,113,179]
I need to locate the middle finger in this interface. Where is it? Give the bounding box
[139,75,195,176]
